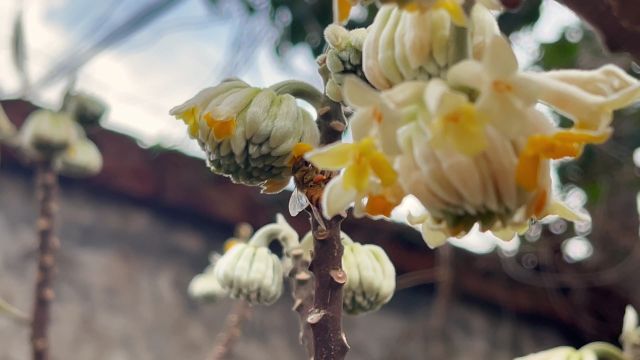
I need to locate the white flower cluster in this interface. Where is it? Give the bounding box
[307,2,640,248]
[324,25,368,102]
[17,109,103,177]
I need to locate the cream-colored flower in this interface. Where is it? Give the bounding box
[363,5,459,90]
[18,109,79,158]
[170,80,320,193]
[522,65,640,132]
[54,136,103,177]
[342,235,395,315]
[307,137,401,218]
[188,255,229,303]
[62,92,107,126]
[447,35,539,137]
[213,243,283,305]
[212,215,298,305]
[324,25,368,102]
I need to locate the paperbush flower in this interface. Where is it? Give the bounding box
[212,214,298,305]
[324,25,368,102]
[170,79,320,193]
[342,235,396,315]
[363,4,460,90]
[188,255,229,303]
[54,136,103,177]
[19,110,79,157]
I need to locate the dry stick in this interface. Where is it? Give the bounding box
[426,245,455,359]
[210,300,253,360]
[31,160,59,360]
[288,248,315,358]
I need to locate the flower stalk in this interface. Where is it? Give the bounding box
[210,300,253,360]
[31,160,59,360]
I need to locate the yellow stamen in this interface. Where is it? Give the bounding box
[529,189,548,217]
[365,194,396,217]
[433,0,467,26]
[516,130,611,191]
[373,108,383,124]
[492,80,513,94]
[223,239,242,253]
[334,0,352,23]
[204,113,236,140]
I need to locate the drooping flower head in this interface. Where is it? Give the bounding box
[170,79,320,193]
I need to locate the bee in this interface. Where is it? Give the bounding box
[289,157,335,228]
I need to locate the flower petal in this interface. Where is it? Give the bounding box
[322,175,357,218]
[483,35,518,78]
[306,142,355,169]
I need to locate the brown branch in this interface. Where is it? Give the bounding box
[307,214,349,360]
[210,300,252,360]
[426,245,455,359]
[288,248,315,358]
[30,160,59,360]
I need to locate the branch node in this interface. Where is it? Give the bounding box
[329,269,347,284]
[306,309,327,324]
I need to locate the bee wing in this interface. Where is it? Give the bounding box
[289,188,310,217]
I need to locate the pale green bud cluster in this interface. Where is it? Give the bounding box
[363,5,461,90]
[62,92,108,126]
[213,243,283,305]
[299,231,396,315]
[188,255,229,303]
[17,109,103,177]
[342,235,395,315]
[170,79,320,193]
[323,24,368,102]
[210,215,298,305]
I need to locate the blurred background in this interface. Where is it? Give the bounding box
[1,0,639,359]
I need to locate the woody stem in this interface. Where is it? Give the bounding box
[30,160,59,360]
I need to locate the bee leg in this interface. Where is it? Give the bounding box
[310,206,328,238]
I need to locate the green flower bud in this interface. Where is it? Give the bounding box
[298,231,396,315]
[63,92,107,126]
[324,25,368,103]
[213,243,283,305]
[54,136,103,177]
[170,79,320,193]
[342,235,396,315]
[19,110,78,158]
[188,256,229,303]
[211,215,298,305]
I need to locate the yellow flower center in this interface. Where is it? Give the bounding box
[431,102,487,156]
[204,113,236,140]
[223,239,243,253]
[343,138,397,193]
[492,80,513,94]
[516,130,611,191]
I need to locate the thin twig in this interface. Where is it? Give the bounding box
[0,296,30,325]
[426,245,455,359]
[288,248,315,358]
[210,300,252,360]
[31,160,59,360]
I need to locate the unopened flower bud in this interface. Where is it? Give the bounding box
[19,110,78,158]
[341,235,395,315]
[188,261,229,303]
[212,215,298,305]
[213,243,283,305]
[324,25,368,102]
[63,92,107,126]
[170,79,320,193]
[622,305,640,360]
[54,136,103,177]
